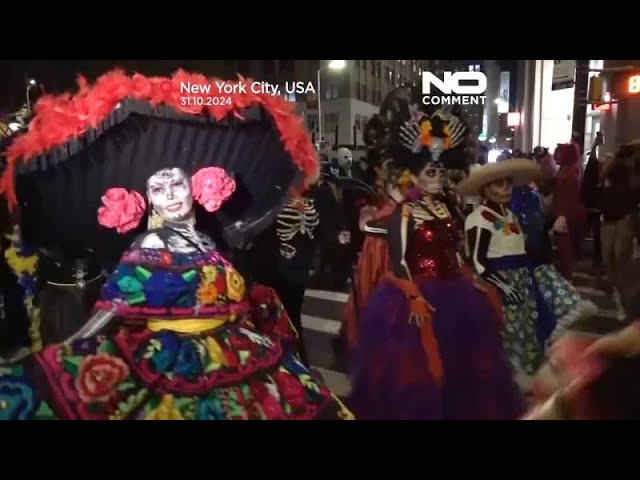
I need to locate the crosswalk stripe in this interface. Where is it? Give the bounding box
[597,308,624,320]
[312,367,352,396]
[304,289,349,303]
[575,286,608,297]
[573,271,595,281]
[301,314,342,335]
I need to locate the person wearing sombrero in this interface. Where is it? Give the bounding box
[0,69,353,420]
[348,87,522,420]
[458,158,593,389]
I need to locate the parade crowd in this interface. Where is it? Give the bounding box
[1,71,640,420]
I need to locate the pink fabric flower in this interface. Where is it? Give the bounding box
[191,167,236,212]
[97,188,145,233]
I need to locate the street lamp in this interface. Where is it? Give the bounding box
[328,60,346,70]
[26,78,37,111]
[317,60,347,143]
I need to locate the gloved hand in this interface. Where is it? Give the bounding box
[485,272,524,304]
[338,231,351,244]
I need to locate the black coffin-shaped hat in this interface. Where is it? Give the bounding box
[1,69,319,260]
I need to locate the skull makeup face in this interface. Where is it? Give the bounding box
[412,162,445,196]
[337,147,353,172]
[147,168,193,221]
[483,177,514,205]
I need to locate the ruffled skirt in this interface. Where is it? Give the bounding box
[349,273,524,420]
[0,322,353,420]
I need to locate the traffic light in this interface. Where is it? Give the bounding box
[628,74,640,94]
[612,71,640,99]
[588,75,604,103]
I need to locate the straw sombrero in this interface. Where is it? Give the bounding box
[456,158,541,196]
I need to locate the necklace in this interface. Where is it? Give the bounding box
[420,199,450,220]
[480,206,520,235]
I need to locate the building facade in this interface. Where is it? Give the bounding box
[514,60,576,154]
[213,60,510,157]
[304,60,431,150]
[514,59,640,156]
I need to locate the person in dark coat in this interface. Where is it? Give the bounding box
[248,187,325,366]
[580,133,604,271]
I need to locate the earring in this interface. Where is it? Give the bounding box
[147,208,164,230]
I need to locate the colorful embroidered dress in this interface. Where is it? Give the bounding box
[465,203,593,381]
[0,238,353,420]
[511,185,596,337]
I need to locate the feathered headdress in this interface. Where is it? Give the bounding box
[368,86,471,174]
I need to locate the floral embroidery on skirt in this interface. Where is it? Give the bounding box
[495,267,543,376]
[534,265,582,319]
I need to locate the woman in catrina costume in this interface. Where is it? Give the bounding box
[458,159,595,391]
[0,69,353,420]
[343,115,414,351]
[348,87,522,420]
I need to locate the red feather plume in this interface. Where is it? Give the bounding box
[1,69,320,208]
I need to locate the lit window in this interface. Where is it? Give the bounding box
[474,64,481,71]
[469,65,474,71]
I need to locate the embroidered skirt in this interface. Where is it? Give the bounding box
[0,323,353,421]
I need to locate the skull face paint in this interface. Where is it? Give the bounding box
[337,147,353,173]
[412,163,445,196]
[483,176,514,205]
[147,168,193,222]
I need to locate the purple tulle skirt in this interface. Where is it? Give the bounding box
[348,274,525,420]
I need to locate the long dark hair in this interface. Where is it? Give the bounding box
[361,147,385,187]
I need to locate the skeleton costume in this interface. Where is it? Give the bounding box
[0,70,353,420]
[459,159,595,388]
[249,191,321,366]
[313,149,363,291]
[349,87,523,420]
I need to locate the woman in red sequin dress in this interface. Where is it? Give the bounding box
[348,91,522,420]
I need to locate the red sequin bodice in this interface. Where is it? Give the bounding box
[405,217,461,279]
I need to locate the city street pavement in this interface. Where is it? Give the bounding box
[301,254,628,396]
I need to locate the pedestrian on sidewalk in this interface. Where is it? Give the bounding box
[600,142,640,320]
[580,133,604,274]
[552,143,587,281]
